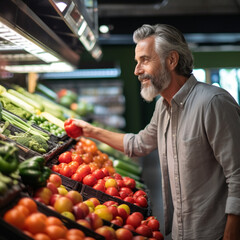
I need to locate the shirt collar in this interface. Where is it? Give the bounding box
[172,75,198,108]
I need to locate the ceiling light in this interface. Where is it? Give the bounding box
[0,21,61,63]
[99,25,109,34]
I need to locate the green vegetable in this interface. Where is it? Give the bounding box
[8,89,44,112]
[113,159,142,176]
[0,96,32,119]
[0,85,36,114]
[1,109,49,141]
[0,140,19,174]
[114,167,141,181]
[19,156,51,188]
[36,83,58,101]
[8,132,48,153]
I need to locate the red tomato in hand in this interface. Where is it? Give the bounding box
[58,151,72,164]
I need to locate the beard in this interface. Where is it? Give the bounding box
[139,64,171,102]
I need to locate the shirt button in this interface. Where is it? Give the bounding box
[180,102,183,106]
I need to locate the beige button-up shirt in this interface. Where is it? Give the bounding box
[124,75,240,240]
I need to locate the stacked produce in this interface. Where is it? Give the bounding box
[0,84,165,240]
[30,173,164,240]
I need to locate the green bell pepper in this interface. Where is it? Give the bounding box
[19,156,51,188]
[0,141,19,174]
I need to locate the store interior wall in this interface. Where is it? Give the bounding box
[81,45,240,133]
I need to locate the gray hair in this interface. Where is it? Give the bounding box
[133,24,193,77]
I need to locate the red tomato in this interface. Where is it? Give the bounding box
[92,169,105,180]
[152,231,164,240]
[133,190,147,199]
[147,219,160,231]
[123,197,135,204]
[59,165,73,177]
[135,196,148,208]
[51,165,59,173]
[58,151,72,164]
[93,183,106,192]
[76,164,91,179]
[83,174,97,186]
[71,172,83,182]
[105,187,120,197]
[68,161,80,172]
[122,177,136,189]
[72,153,83,165]
[126,213,142,229]
[135,225,153,238]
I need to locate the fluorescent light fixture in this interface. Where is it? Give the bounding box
[78,21,87,36]
[55,2,68,12]
[0,21,61,63]
[4,62,74,73]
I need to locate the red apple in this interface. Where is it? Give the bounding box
[49,194,62,206]
[73,202,89,220]
[103,201,119,207]
[65,190,83,205]
[108,205,118,219]
[95,226,116,240]
[115,228,133,240]
[47,182,58,195]
[77,219,92,229]
[85,213,103,230]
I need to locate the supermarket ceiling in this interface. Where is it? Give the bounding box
[97,0,240,49]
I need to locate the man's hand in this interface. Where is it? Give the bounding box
[223,214,240,240]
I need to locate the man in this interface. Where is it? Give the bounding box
[73,24,240,239]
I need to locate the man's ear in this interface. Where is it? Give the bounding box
[166,51,179,71]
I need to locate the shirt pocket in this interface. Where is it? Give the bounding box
[178,135,207,169]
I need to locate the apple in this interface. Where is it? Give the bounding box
[48,174,62,187]
[135,225,153,238]
[49,194,62,206]
[77,219,92,229]
[61,211,75,221]
[73,202,89,220]
[88,197,100,207]
[65,190,83,205]
[95,226,116,240]
[46,182,58,194]
[94,207,113,222]
[118,204,130,216]
[103,201,119,207]
[85,213,103,230]
[34,187,52,205]
[115,228,133,240]
[108,205,118,219]
[54,196,73,213]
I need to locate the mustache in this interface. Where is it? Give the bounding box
[138,74,153,81]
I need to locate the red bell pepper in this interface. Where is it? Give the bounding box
[64,118,83,138]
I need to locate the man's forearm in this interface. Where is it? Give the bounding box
[91,126,125,152]
[223,214,240,240]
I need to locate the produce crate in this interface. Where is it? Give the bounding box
[50,170,151,218]
[0,193,105,240]
[0,121,74,162]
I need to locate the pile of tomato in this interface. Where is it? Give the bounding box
[3,197,92,240]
